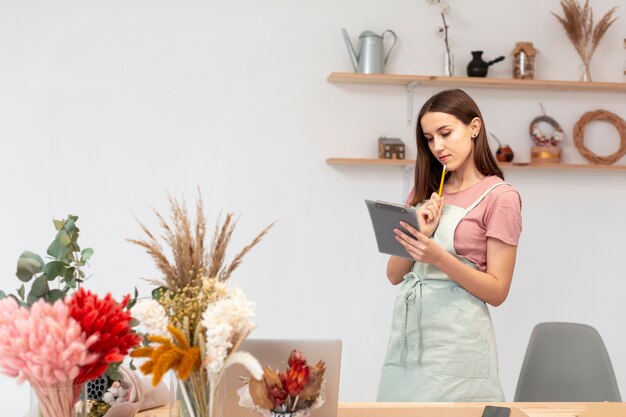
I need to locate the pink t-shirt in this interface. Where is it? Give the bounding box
[408,176,522,272]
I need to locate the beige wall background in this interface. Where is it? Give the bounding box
[1,0,625,415]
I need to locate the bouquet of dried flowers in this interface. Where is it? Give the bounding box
[0,289,140,417]
[0,216,141,417]
[552,0,618,81]
[238,350,326,417]
[128,192,273,417]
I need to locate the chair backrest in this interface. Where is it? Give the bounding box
[514,322,621,402]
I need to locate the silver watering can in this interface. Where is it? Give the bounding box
[342,28,397,74]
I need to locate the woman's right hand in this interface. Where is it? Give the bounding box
[416,192,444,237]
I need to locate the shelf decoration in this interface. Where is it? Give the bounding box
[530,112,564,164]
[378,136,406,159]
[552,0,618,82]
[512,42,537,80]
[573,110,626,165]
[466,51,505,78]
[341,28,397,74]
[489,132,515,162]
[426,0,453,76]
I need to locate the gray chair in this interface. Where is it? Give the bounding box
[514,322,621,402]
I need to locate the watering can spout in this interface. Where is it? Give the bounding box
[341,28,359,72]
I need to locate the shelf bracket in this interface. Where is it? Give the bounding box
[406,81,418,126]
[402,165,413,200]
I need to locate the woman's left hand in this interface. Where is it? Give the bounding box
[394,221,445,264]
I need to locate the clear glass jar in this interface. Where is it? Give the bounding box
[512,42,536,79]
[513,50,535,79]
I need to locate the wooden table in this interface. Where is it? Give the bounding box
[137,401,626,417]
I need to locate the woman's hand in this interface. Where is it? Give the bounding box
[394,221,445,265]
[416,193,444,238]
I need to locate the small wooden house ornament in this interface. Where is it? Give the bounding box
[378,136,405,159]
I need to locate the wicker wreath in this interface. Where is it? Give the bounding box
[529,115,564,147]
[573,110,626,165]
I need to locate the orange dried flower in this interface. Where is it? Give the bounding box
[130,324,201,386]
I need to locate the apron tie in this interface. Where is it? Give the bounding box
[401,272,424,367]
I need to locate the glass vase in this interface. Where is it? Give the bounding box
[169,371,225,417]
[580,59,592,82]
[30,382,87,417]
[443,48,454,77]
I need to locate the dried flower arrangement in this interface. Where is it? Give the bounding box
[0,216,141,417]
[426,0,453,76]
[128,192,273,417]
[238,350,326,417]
[552,0,618,81]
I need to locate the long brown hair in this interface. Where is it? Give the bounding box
[409,89,503,207]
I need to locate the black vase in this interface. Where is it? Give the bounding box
[467,51,489,77]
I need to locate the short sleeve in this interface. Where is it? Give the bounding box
[483,189,522,246]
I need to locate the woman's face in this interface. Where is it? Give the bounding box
[420,111,480,172]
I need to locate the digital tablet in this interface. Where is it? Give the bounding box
[365,199,420,259]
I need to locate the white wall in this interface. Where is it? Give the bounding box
[1,0,625,414]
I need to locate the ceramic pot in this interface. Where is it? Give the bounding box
[466,51,505,77]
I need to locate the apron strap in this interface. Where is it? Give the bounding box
[464,182,508,213]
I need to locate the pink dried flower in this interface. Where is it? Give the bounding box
[0,298,98,385]
[0,298,29,378]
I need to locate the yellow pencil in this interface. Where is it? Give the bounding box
[437,164,447,197]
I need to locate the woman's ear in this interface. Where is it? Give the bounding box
[470,117,482,137]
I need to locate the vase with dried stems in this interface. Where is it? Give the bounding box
[426,0,453,77]
[30,383,87,417]
[128,192,272,417]
[169,368,213,417]
[552,0,618,82]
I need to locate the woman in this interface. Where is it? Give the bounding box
[377,89,522,402]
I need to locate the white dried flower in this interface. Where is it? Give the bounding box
[435,27,445,38]
[202,287,256,376]
[74,400,92,414]
[439,2,450,14]
[102,392,115,406]
[426,0,441,5]
[130,299,169,337]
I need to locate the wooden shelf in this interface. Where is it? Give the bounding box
[326,157,626,172]
[327,72,626,93]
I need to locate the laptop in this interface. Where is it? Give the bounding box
[220,339,342,417]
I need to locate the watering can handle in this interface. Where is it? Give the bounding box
[382,30,398,65]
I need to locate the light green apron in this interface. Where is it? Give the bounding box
[377,182,506,402]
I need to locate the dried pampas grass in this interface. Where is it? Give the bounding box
[552,0,618,80]
[128,191,273,290]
